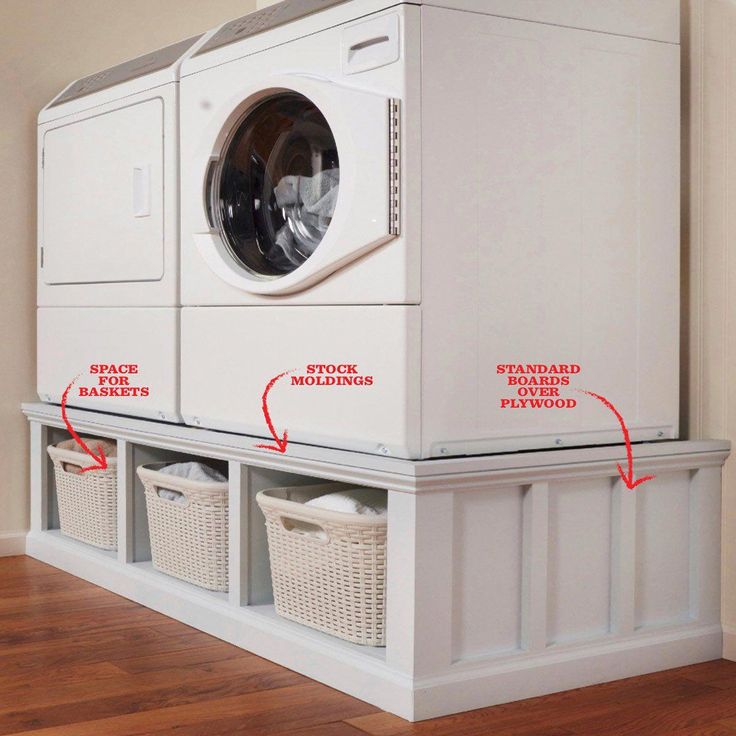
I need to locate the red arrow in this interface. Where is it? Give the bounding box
[61,376,108,473]
[577,390,655,490]
[254,371,293,454]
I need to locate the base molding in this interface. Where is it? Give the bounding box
[723,625,736,660]
[414,625,723,720]
[25,529,723,721]
[0,532,27,557]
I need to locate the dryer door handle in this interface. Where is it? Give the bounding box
[133,164,151,218]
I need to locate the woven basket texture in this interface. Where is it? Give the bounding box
[138,464,229,592]
[47,438,118,550]
[257,485,387,647]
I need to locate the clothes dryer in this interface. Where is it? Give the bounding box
[37,35,207,422]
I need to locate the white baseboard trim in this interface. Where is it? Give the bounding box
[0,532,27,557]
[26,529,725,722]
[723,625,736,660]
[413,624,723,720]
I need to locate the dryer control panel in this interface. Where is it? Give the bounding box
[50,34,202,107]
[195,0,349,56]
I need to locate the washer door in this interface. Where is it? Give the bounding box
[194,76,398,296]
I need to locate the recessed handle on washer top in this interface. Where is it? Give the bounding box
[342,14,400,75]
[349,35,390,54]
[133,164,151,218]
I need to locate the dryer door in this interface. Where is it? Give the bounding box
[195,77,398,296]
[41,98,165,285]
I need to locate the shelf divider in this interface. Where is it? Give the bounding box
[117,438,135,564]
[228,461,249,606]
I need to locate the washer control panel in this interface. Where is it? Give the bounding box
[195,0,348,56]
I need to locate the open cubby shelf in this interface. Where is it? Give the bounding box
[22,402,729,722]
[33,415,380,659]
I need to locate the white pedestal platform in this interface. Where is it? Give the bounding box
[21,402,729,721]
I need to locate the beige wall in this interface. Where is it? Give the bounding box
[0,0,255,537]
[686,0,736,653]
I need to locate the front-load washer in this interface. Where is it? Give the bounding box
[179,0,681,459]
[37,34,209,423]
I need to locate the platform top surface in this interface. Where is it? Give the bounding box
[23,403,728,492]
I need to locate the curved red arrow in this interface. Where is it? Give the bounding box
[254,370,294,454]
[577,390,654,490]
[61,377,108,473]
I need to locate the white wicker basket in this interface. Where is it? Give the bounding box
[257,484,387,647]
[137,463,229,592]
[47,437,118,550]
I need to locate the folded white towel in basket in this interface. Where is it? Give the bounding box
[156,462,227,505]
[159,462,226,483]
[305,488,387,516]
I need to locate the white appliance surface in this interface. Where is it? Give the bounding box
[35,34,212,420]
[37,307,181,423]
[42,99,164,286]
[37,33,208,308]
[181,306,421,458]
[418,6,680,457]
[179,3,420,305]
[175,0,680,458]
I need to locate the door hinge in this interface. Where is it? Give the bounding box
[40,246,44,268]
[389,99,401,237]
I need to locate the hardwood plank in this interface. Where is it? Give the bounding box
[0,556,57,576]
[281,722,371,735]
[0,662,123,693]
[346,711,572,736]
[111,642,246,674]
[8,683,375,736]
[0,576,105,599]
[144,620,211,638]
[0,666,305,734]
[0,603,157,646]
[96,693,378,736]
[346,712,408,736]
[0,651,296,707]
[699,676,736,692]
[0,601,148,630]
[563,688,736,735]
[667,660,736,685]
[0,627,219,675]
[3,557,736,736]
[0,587,127,616]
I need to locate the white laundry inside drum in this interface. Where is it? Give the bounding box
[211,92,340,278]
[273,169,340,267]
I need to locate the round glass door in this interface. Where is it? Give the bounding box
[211,92,340,278]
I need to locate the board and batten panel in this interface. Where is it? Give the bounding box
[452,486,524,660]
[547,478,612,645]
[635,471,691,629]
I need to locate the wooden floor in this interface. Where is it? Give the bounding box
[2,557,736,736]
